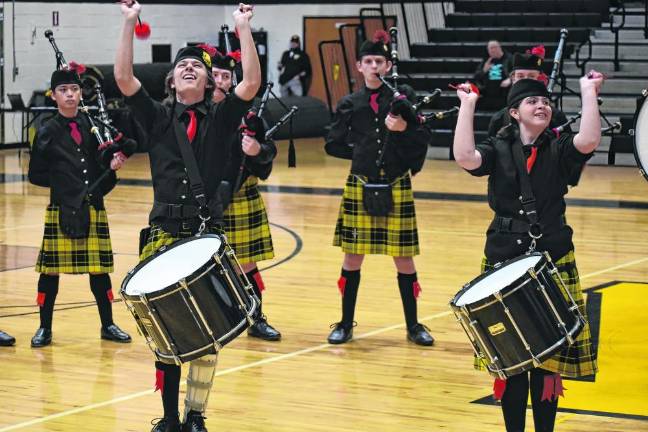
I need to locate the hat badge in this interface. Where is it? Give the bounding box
[202,51,212,68]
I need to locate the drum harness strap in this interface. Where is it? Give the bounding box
[510,139,543,252]
[171,116,211,235]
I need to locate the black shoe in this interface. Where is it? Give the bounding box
[407,323,434,346]
[248,315,281,341]
[181,410,207,432]
[0,330,15,347]
[151,415,181,432]
[327,322,354,344]
[101,324,132,343]
[31,328,52,348]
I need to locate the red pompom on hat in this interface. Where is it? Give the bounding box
[373,30,390,44]
[227,50,241,63]
[528,44,546,60]
[135,21,151,40]
[67,61,86,75]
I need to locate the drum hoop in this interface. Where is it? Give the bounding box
[120,233,224,297]
[489,316,584,378]
[450,252,546,309]
[632,89,648,182]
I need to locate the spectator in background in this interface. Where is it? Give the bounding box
[474,40,512,106]
[278,35,312,97]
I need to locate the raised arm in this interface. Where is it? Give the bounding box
[233,4,261,101]
[114,0,142,97]
[573,71,605,154]
[452,84,483,170]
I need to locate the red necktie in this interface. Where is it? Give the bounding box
[186,110,197,143]
[526,147,538,173]
[369,93,380,114]
[69,121,82,145]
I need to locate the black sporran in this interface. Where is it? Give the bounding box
[58,201,90,239]
[362,182,393,217]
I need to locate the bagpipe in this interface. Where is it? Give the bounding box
[44,29,138,194]
[375,27,447,128]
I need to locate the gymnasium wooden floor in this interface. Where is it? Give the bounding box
[1,139,647,431]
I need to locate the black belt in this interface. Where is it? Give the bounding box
[489,215,566,234]
[150,201,200,220]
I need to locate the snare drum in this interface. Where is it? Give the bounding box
[121,234,259,364]
[632,88,648,181]
[450,252,585,379]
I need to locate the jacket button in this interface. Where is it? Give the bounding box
[81,158,85,162]
[182,179,187,184]
[377,139,381,144]
[375,128,380,133]
[181,195,186,199]
[83,169,87,174]
[519,210,524,215]
[84,180,89,184]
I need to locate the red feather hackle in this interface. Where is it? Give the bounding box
[197,43,220,58]
[228,50,242,63]
[528,44,546,59]
[67,61,86,75]
[373,30,390,44]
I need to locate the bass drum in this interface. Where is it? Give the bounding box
[632,88,648,181]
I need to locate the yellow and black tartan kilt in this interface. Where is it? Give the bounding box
[222,176,274,264]
[474,250,598,378]
[35,204,113,274]
[333,173,419,257]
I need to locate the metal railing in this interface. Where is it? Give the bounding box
[575,37,593,75]
[610,0,627,72]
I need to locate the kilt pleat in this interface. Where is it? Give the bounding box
[473,250,598,378]
[333,173,419,257]
[35,204,113,274]
[223,176,274,264]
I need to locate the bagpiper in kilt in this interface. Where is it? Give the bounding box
[27,67,131,348]
[115,3,261,430]
[213,45,281,341]
[453,75,605,432]
[323,30,434,347]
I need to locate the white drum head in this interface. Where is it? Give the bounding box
[634,94,648,179]
[124,236,222,295]
[455,255,542,306]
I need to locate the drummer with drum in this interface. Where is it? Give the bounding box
[452,73,604,431]
[115,1,260,431]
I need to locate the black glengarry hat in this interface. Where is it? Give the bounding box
[507,78,550,108]
[511,52,544,72]
[174,46,212,69]
[357,30,390,60]
[50,69,81,90]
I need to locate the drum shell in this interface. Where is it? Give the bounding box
[451,253,583,378]
[121,235,256,364]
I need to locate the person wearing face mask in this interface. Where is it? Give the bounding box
[114,1,261,431]
[210,47,281,342]
[277,35,311,97]
[452,73,604,432]
[27,67,131,349]
[324,31,434,347]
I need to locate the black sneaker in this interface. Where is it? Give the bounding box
[248,315,281,341]
[150,415,181,432]
[407,323,434,346]
[327,322,354,344]
[181,410,207,432]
